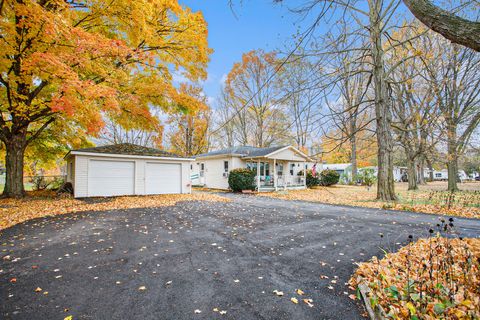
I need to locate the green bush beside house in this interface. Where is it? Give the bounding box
[228,168,256,192]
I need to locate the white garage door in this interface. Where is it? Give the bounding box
[88,160,135,197]
[145,163,182,194]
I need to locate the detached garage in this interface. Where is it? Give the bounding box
[65,143,193,198]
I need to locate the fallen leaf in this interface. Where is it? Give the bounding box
[273,290,284,296]
[291,297,299,304]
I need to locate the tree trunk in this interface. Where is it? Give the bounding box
[3,133,27,198]
[417,157,426,185]
[446,123,458,191]
[350,134,357,184]
[369,0,397,201]
[406,155,418,191]
[426,158,434,182]
[402,0,480,52]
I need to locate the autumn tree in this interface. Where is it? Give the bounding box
[420,35,480,191]
[0,0,210,197]
[321,129,377,168]
[100,116,163,149]
[277,53,323,150]
[320,31,374,179]
[223,50,289,148]
[167,84,210,157]
[278,0,405,200]
[388,24,441,190]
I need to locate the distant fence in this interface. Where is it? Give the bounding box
[0,174,66,191]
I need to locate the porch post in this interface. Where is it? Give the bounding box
[257,160,260,191]
[303,161,307,188]
[273,158,277,191]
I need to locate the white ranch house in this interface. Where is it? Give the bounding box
[192,145,316,191]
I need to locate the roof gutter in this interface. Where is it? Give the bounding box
[67,150,194,161]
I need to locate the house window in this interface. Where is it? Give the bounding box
[190,164,193,170]
[224,161,229,173]
[290,163,295,175]
[435,173,442,178]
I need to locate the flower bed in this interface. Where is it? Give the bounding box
[350,236,480,319]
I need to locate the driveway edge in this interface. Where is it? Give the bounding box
[356,276,387,320]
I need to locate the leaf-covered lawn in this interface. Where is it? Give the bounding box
[349,237,480,319]
[258,182,480,219]
[0,191,230,230]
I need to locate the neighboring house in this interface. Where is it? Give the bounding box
[193,145,313,191]
[323,163,352,182]
[65,143,193,198]
[359,166,407,182]
[426,169,469,182]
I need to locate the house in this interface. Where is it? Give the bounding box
[192,145,313,191]
[425,169,469,182]
[323,163,352,182]
[65,143,193,198]
[359,166,407,182]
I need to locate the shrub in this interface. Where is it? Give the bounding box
[228,168,256,192]
[30,175,50,190]
[297,169,320,188]
[49,176,65,190]
[319,169,340,186]
[356,168,376,187]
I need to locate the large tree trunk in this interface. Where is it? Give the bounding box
[426,158,434,182]
[3,133,27,198]
[406,155,418,191]
[446,123,459,191]
[402,0,480,52]
[369,0,397,201]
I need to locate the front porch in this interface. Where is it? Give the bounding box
[246,158,308,192]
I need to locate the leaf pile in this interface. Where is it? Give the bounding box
[350,237,480,319]
[259,182,480,219]
[0,191,230,230]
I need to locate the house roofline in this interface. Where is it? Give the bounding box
[262,145,313,161]
[66,150,194,161]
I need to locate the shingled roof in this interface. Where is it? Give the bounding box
[196,145,288,158]
[70,143,182,158]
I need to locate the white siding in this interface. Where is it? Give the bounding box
[202,157,236,190]
[269,148,306,161]
[74,155,89,198]
[72,154,191,198]
[135,159,146,195]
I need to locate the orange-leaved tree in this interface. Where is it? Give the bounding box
[167,84,210,157]
[0,0,211,197]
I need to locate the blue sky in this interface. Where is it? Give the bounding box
[180,0,306,106]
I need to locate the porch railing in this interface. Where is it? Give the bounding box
[257,175,305,189]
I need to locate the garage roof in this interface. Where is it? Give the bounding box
[68,143,184,158]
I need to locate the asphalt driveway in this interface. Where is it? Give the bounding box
[1,194,480,320]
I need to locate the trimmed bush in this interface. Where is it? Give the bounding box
[319,169,340,186]
[297,169,320,188]
[228,168,256,192]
